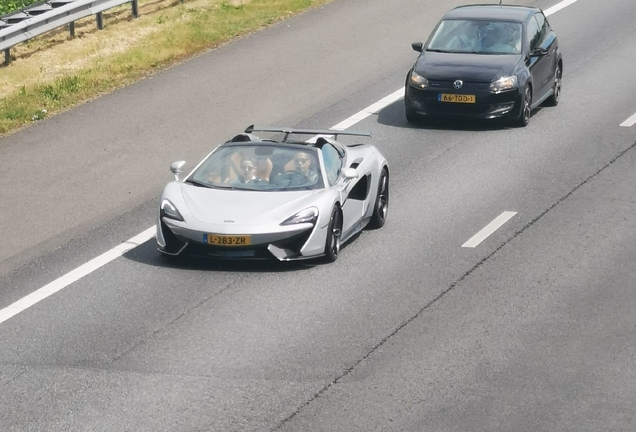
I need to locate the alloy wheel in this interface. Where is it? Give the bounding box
[514,85,532,127]
[377,174,389,223]
[554,67,562,102]
[331,211,341,257]
[523,86,532,124]
[323,208,341,263]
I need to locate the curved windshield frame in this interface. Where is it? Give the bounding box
[188,143,325,191]
[427,19,522,55]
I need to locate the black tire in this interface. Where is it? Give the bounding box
[368,169,389,229]
[322,206,342,263]
[514,84,532,127]
[545,63,562,107]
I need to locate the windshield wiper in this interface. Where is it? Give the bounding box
[426,49,451,53]
[184,179,212,188]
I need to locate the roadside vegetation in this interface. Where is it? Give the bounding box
[0,0,34,15]
[0,0,332,135]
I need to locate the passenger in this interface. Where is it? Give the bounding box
[229,158,258,184]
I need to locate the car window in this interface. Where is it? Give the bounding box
[321,143,343,186]
[526,15,541,51]
[534,12,549,44]
[427,19,522,55]
[190,144,323,191]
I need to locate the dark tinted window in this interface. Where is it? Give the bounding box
[534,12,549,42]
[526,15,541,51]
[428,19,522,54]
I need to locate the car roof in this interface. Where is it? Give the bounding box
[443,4,540,22]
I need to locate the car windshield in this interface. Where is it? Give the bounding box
[188,144,324,191]
[427,19,522,55]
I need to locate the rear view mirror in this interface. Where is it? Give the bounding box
[170,160,186,180]
[411,42,424,52]
[341,167,358,180]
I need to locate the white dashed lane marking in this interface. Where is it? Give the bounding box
[462,212,518,248]
[620,113,636,128]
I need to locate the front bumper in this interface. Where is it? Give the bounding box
[157,217,322,261]
[405,79,522,120]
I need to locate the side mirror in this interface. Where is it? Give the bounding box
[341,167,358,180]
[531,48,548,57]
[170,160,186,180]
[411,42,424,53]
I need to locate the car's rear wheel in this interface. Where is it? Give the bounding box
[322,206,342,263]
[545,63,562,107]
[368,169,389,229]
[514,84,532,127]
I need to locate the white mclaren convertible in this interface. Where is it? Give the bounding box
[157,126,389,263]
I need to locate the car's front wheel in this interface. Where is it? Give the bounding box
[368,169,389,229]
[514,84,532,127]
[545,63,562,107]
[322,206,342,263]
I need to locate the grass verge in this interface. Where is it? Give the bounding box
[0,0,332,136]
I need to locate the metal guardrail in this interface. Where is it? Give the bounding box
[0,0,140,65]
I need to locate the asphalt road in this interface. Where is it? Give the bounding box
[1,0,636,430]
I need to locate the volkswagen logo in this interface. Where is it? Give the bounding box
[453,80,463,90]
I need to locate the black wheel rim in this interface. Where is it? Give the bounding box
[330,211,341,257]
[554,67,562,102]
[377,174,389,222]
[523,87,531,124]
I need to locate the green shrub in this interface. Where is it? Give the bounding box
[0,0,38,16]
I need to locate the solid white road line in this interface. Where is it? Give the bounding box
[461,212,518,248]
[0,227,156,325]
[620,113,636,128]
[544,0,581,16]
[332,88,405,131]
[306,88,404,143]
[0,0,582,325]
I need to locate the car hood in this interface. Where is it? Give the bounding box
[180,184,322,225]
[415,51,522,83]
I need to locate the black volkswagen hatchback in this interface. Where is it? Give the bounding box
[404,5,562,127]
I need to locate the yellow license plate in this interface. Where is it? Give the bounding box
[439,94,476,103]
[207,235,251,246]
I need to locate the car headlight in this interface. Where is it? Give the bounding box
[490,75,518,93]
[160,199,184,222]
[281,207,318,226]
[409,71,429,89]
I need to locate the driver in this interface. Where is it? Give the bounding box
[291,151,318,183]
[480,24,516,53]
[271,151,319,186]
